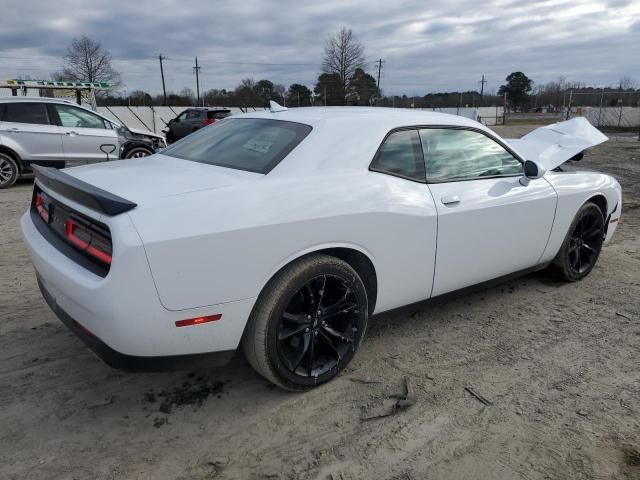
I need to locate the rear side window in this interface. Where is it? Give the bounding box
[186,110,203,119]
[2,103,50,125]
[370,129,425,182]
[162,118,312,174]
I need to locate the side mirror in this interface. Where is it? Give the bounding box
[520,160,546,186]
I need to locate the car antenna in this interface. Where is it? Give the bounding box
[269,100,288,113]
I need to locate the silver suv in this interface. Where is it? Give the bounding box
[0,97,166,188]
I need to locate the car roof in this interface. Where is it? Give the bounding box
[238,106,482,131]
[0,96,79,105]
[228,107,495,176]
[187,107,231,111]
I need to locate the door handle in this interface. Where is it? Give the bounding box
[66,131,78,136]
[8,127,20,132]
[441,195,460,205]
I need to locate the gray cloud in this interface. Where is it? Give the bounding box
[0,0,637,96]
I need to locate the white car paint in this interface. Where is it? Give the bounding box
[505,117,608,171]
[20,107,622,363]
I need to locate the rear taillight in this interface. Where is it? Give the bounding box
[202,118,216,126]
[65,218,112,265]
[35,193,49,223]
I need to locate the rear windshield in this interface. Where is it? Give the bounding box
[162,118,311,174]
[208,110,231,119]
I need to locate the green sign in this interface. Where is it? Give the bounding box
[3,79,112,90]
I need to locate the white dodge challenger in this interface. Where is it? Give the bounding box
[21,103,621,390]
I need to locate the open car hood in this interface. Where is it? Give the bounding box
[504,117,608,172]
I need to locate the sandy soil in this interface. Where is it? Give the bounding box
[1,124,639,480]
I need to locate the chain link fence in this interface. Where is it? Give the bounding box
[565,90,640,128]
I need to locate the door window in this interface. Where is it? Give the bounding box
[370,129,425,182]
[419,128,522,182]
[2,103,50,125]
[55,104,106,129]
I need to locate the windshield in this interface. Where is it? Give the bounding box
[162,118,312,174]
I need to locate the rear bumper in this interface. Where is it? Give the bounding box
[37,275,235,372]
[21,203,255,359]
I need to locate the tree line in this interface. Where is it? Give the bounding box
[55,34,639,110]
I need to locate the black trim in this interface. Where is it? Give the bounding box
[37,275,236,372]
[374,263,551,320]
[32,165,137,216]
[22,159,66,171]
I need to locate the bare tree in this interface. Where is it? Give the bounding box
[322,27,365,103]
[619,76,638,90]
[62,35,121,88]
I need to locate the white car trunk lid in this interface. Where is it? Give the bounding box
[63,154,261,204]
[505,117,608,171]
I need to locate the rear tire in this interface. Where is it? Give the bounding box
[0,153,19,189]
[549,202,605,281]
[242,254,368,391]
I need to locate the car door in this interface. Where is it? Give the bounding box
[185,109,204,134]
[51,103,119,166]
[171,110,191,139]
[421,127,557,297]
[0,102,65,166]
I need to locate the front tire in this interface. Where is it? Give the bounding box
[243,254,368,391]
[550,201,605,281]
[0,153,19,189]
[123,147,153,159]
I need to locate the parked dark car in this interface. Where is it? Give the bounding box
[164,108,232,143]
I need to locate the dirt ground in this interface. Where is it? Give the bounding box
[1,124,639,480]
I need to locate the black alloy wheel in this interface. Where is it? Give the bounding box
[567,209,604,275]
[276,274,360,378]
[243,254,368,391]
[551,201,605,281]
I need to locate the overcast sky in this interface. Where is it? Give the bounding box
[0,0,638,97]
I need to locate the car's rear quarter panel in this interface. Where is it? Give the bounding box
[129,172,438,315]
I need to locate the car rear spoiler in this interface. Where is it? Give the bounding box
[32,165,137,216]
[504,117,608,172]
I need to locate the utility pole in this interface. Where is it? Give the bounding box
[193,56,201,106]
[376,58,383,89]
[158,54,167,106]
[480,74,487,101]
